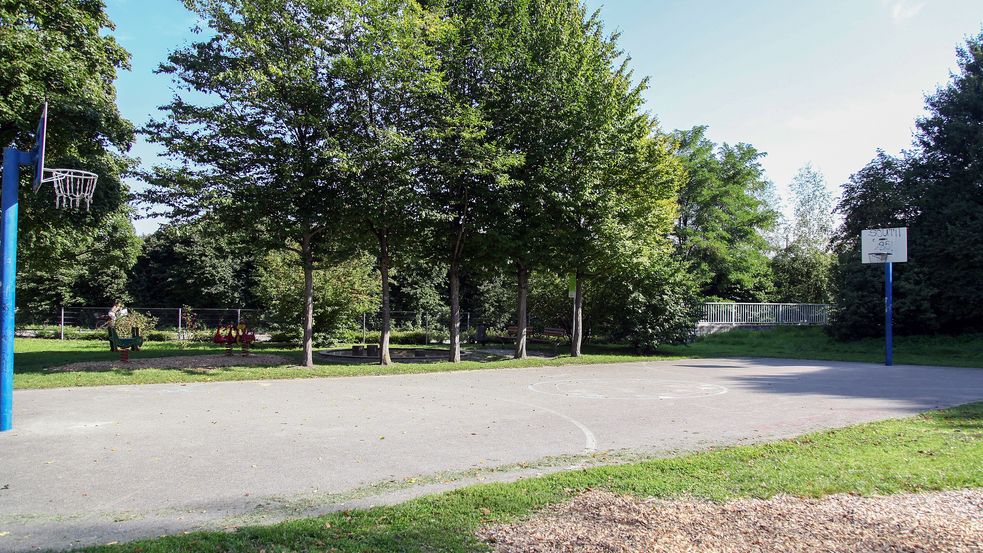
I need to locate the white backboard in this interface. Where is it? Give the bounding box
[861,227,907,263]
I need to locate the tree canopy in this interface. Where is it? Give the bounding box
[672,126,776,302]
[1,0,137,319]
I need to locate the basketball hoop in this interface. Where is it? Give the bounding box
[867,252,891,263]
[40,168,98,211]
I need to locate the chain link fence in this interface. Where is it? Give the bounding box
[20,306,264,339]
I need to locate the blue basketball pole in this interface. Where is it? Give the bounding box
[1,147,25,431]
[885,261,893,367]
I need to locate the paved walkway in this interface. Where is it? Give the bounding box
[1,358,980,551]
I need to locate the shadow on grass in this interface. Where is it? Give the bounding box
[923,401,983,432]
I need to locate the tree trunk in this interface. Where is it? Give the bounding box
[301,238,315,368]
[448,261,461,363]
[379,233,393,365]
[514,264,529,359]
[571,271,583,357]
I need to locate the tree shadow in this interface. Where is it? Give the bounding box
[725,358,983,416]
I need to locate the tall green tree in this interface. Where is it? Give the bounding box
[830,152,920,338]
[1,0,136,318]
[334,0,447,364]
[831,31,983,337]
[128,221,259,308]
[909,30,983,333]
[771,165,836,303]
[143,0,357,366]
[418,0,521,362]
[523,2,685,357]
[672,126,776,302]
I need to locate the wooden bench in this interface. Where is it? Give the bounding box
[506,325,532,338]
[543,327,567,339]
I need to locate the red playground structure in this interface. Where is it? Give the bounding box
[213,322,257,356]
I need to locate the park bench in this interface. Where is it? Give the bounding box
[543,327,567,339]
[506,325,533,338]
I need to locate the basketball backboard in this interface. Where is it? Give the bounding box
[30,103,47,193]
[861,227,907,263]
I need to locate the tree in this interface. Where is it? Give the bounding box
[128,221,259,308]
[672,127,776,302]
[830,152,920,338]
[831,31,983,337]
[420,107,518,362]
[771,165,836,303]
[143,0,359,367]
[254,250,379,342]
[17,211,139,317]
[333,0,448,364]
[1,0,136,319]
[519,3,686,357]
[909,30,983,333]
[788,165,835,250]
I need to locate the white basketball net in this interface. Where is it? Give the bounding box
[41,168,98,211]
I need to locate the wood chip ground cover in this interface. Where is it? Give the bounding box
[480,489,983,552]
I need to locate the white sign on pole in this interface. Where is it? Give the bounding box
[861,227,908,264]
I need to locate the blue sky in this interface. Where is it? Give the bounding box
[106,0,983,235]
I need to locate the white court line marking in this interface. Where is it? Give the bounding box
[496,398,597,453]
[528,378,728,401]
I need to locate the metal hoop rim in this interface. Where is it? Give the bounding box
[41,168,98,184]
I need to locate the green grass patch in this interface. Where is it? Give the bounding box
[664,327,983,368]
[78,401,983,552]
[12,338,683,390]
[14,327,982,390]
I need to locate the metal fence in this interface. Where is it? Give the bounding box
[31,307,263,334]
[700,303,830,326]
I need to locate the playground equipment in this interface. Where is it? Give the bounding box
[108,325,144,362]
[213,322,256,355]
[1,103,98,431]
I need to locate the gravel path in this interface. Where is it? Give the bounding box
[45,353,293,372]
[480,489,983,552]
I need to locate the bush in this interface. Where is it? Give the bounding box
[595,258,703,353]
[114,310,159,337]
[254,251,379,342]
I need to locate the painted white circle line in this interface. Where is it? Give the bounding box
[527,378,728,401]
[495,397,597,453]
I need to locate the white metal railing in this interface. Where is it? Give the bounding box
[700,303,829,326]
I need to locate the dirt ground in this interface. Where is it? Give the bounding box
[480,489,983,552]
[45,353,293,372]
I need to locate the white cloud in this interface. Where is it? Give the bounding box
[884,0,926,21]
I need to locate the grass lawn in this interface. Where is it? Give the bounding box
[13,327,981,389]
[77,401,983,552]
[662,327,983,368]
[12,338,684,390]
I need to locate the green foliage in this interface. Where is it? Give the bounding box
[112,310,158,337]
[832,31,983,337]
[390,258,448,323]
[472,272,513,328]
[771,243,835,304]
[2,0,137,320]
[254,251,379,343]
[596,258,703,353]
[672,126,777,301]
[907,31,983,334]
[17,211,140,320]
[128,221,258,307]
[770,166,836,304]
[829,153,916,338]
